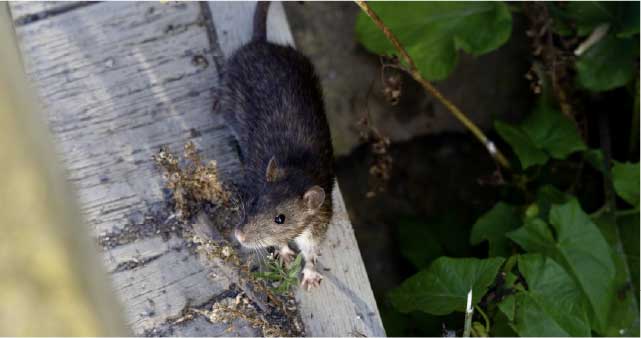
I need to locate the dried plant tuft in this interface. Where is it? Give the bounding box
[153,142,231,219]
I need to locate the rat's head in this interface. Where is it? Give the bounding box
[234,156,326,248]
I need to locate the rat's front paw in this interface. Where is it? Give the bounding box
[277,245,296,266]
[301,268,323,290]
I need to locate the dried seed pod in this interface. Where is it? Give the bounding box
[383,72,402,106]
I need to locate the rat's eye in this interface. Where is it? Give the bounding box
[274,214,285,224]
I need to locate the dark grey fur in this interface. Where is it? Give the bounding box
[217,2,335,231]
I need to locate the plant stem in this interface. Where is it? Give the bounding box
[598,110,639,313]
[475,305,491,334]
[463,290,474,338]
[617,208,640,217]
[354,0,511,170]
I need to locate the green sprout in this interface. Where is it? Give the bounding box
[253,254,303,294]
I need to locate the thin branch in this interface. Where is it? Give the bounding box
[354,0,511,170]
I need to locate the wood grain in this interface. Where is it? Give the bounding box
[10,2,243,335]
[10,1,384,336]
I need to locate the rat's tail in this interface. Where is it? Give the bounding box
[252,1,271,41]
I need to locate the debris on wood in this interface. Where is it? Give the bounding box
[153,141,231,220]
[188,230,305,336]
[97,206,183,248]
[194,293,294,337]
[153,143,305,336]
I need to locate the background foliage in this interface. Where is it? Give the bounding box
[357,1,639,336]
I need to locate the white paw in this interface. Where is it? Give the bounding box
[277,245,295,266]
[301,268,323,290]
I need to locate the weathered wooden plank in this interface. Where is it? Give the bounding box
[207,2,385,336]
[156,316,258,337]
[0,4,127,335]
[9,1,87,24]
[11,1,239,237]
[11,1,384,336]
[9,2,245,335]
[102,235,183,273]
[111,247,224,331]
[101,235,236,334]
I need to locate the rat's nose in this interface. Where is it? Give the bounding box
[234,229,246,243]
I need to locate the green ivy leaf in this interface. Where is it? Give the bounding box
[389,257,504,315]
[494,121,548,169]
[564,2,640,37]
[508,200,617,330]
[355,2,512,81]
[470,202,520,257]
[619,213,640,297]
[504,271,519,288]
[583,155,640,207]
[493,310,519,336]
[535,185,573,221]
[576,35,639,92]
[565,2,617,36]
[550,200,617,330]
[506,218,556,257]
[612,162,640,207]
[584,148,606,173]
[510,254,590,337]
[592,214,640,336]
[522,104,587,159]
[497,294,516,321]
[495,104,585,169]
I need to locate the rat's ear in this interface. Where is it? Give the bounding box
[266,156,285,182]
[303,186,325,211]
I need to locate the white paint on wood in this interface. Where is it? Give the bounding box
[10,1,384,336]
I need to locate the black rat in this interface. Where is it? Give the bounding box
[217,1,334,290]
